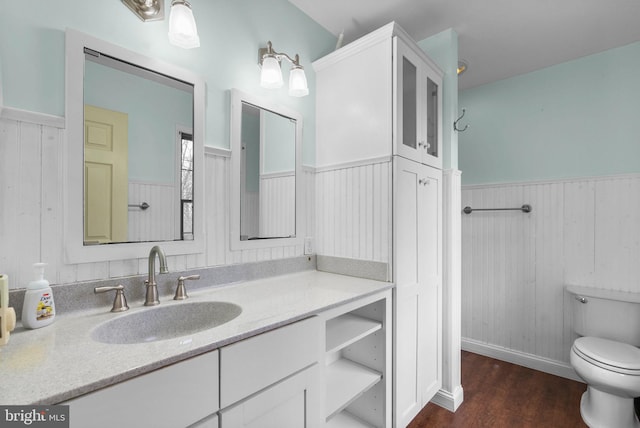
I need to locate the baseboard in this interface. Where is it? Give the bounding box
[462,338,583,383]
[431,385,464,412]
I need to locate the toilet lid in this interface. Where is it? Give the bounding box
[573,337,640,372]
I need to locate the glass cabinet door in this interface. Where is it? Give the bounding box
[402,56,418,151]
[426,76,439,159]
[394,37,442,168]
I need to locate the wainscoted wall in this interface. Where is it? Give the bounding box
[260,173,296,238]
[128,182,178,242]
[314,159,392,268]
[461,174,640,379]
[0,112,311,289]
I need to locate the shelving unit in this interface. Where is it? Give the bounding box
[323,295,390,427]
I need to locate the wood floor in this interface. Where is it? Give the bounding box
[408,351,588,428]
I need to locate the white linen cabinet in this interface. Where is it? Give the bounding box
[314,22,443,427]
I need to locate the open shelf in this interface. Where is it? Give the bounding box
[326,411,375,428]
[325,358,382,420]
[326,313,382,354]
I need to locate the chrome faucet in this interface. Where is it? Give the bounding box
[144,245,169,306]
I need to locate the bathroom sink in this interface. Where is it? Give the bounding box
[91,301,242,344]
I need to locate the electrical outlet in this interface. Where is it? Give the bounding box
[304,237,313,255]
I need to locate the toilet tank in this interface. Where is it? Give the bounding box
[567,285,640,346]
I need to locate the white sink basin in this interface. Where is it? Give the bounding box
[91,301,242,344]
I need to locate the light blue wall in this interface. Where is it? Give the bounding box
[418,29,459,170]
[263,111,295,174]
[459,41,640,185]
[0,0,336,166]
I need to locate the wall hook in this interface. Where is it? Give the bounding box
[454,108,469,132]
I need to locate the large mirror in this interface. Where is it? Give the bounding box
[230,89,303,250]
[65,29,205,263]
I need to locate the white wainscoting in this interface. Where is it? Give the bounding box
[315,158,392,265]
[260,173,295,238]
[128,182,178,242]
[461,174,640,380]
[0,113,307,289]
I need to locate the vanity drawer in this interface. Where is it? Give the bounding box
[220,316,321,408]
[64,350,219,428]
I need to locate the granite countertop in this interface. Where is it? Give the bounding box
[0,270,392,405]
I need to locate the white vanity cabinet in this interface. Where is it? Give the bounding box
[64,351,220,428]
[322,290,392,427]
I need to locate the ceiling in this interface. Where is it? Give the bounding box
[288,0,640,90]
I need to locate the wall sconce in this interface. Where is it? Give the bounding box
[168,0,200,49]
[121,0,164,22]
[258,41,309,97]
[121,0,200,49]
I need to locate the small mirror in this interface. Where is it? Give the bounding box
[230,89,303,249]
[65,29,205,263]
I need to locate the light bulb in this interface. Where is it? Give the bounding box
[168,0,200,49]
[260,56,283,89]
[288,66,309,97]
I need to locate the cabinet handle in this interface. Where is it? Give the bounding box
[418,178,430,186]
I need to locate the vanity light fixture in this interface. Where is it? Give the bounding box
[258,41,309,97]
[121,0,164,22]
[168,0,200,49]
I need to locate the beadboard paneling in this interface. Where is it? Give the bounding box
[260,173,295,238]
[1,116,307,289]
[461,175,640,369]
[315,160,392,264]
[128,182,177,242]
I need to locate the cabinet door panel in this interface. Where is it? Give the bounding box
[394,38,423,163]
[64,351,219,428]
[220,316,320,408]
[220,365,320,428]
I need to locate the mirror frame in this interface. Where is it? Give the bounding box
[64,29,205,263]
[230,89,304,250]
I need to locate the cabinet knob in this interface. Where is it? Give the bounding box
[418,178,429,186]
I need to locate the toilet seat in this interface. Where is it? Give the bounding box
[573,337,640,375]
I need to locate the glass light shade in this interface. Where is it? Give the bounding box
[288,67,309,97]
[260,56,283,89]
[168,1,200,49]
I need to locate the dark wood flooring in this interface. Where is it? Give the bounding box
[408,351,588,428]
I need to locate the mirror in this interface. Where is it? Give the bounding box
[65,29,205,263]
[83,50,194,244]
[230,89,303,250]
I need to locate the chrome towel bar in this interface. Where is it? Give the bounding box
[463,204,532,214]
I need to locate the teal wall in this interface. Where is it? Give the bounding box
[263,110,295,174]
[418,29,459,170]
[0,0,336,166]
[459,41,640,185]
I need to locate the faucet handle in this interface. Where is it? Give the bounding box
[95,285,129,312]
[174,275,200,300]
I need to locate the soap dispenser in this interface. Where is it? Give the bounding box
[22,263,56,329]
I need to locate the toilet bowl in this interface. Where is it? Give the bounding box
[567,285,640,428]
[571,337,640,428]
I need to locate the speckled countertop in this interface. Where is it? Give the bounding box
[0,270,392,405]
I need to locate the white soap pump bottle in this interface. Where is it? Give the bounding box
[21,263,56,329]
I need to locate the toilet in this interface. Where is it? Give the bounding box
[567,285,640,428]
